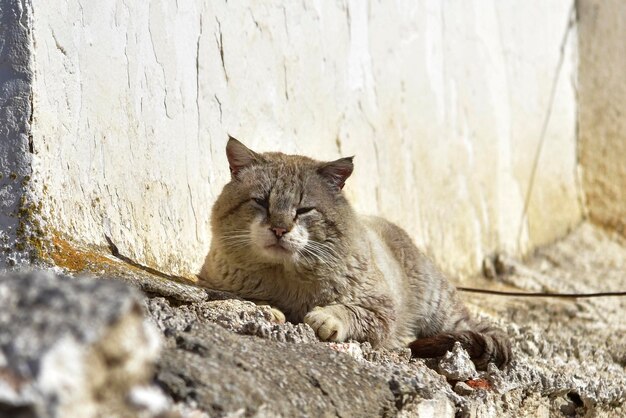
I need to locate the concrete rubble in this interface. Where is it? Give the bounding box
[0,222,625,417]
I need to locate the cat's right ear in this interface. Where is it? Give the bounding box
[226,136,259,179]
[318,156,354,191]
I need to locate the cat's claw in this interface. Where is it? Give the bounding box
[304,306,348,342]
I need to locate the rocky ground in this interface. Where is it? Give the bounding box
[0,222,625,417]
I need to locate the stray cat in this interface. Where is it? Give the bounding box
[200,137,511,369]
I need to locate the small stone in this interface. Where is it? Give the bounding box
[438,342,477,381]
[128,385,171,415]
[482,255,497,279]
[327,342,364,361]
[557,397,577,416]
[453,381,475,396]
[520,340,539,356]
[465,378,493,391]
[494,254,515,275]
[485,363,506,390]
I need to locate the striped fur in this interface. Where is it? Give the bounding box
[200,138,511,369]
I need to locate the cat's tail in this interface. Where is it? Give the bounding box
[408,326,511,370]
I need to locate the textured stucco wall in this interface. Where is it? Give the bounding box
[24,0,582,278]
[0,0,35,267]
[578,0,626,235]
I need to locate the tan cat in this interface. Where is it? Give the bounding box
[200,137,511,369]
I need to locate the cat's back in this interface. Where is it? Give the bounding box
[360,215,417,258]
[358,215,412,301]
[359,215,437,286]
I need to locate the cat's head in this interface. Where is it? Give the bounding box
[211,136,355,267]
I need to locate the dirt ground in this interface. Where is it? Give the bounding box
[458,222,626,416]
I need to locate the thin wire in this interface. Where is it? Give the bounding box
[458,287,626,298]
[516,4,576,251]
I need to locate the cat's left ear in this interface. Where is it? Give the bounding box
[318,157,354,190]
[226,136,260,179]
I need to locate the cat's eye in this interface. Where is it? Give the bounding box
[252,197,269,209]
[295,207,315,216]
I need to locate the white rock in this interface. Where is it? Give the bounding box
[327,342,365,361]
[438,342,477,381]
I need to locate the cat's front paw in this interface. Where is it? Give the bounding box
[304,306,348,342]
[251,301,286,324]
[268,307,286,324]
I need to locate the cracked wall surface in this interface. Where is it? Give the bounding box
[578,0,626,235]
[25,0,582,278]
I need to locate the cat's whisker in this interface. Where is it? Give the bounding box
[219,234,252,241]
[310,248,336,263]
[309,245,335,261]
[220,241,252,248]
[307,239,339,255]
[221,237,250,244]
[221,244,250,251]
[219,236,252,252]
[298,245,320,263]
[298,246,332,269]
[220,235,252,241]
[296,248,315,266]
[301,244,335,268]
[220,233,252,238]
[305,241,339,262]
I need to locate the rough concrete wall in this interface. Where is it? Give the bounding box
[0,0,35,267]
[578,0,626,235]
[28,0,582,278]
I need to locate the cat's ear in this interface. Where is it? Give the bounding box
[318,157,354,190]
[226,136,259,178]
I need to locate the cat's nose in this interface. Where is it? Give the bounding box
[270,226,288,238]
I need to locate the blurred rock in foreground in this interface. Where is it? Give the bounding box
[0,271,165,418]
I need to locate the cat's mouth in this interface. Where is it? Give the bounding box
[265,243,292,254]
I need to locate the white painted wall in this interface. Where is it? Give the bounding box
[29,0,582,278]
